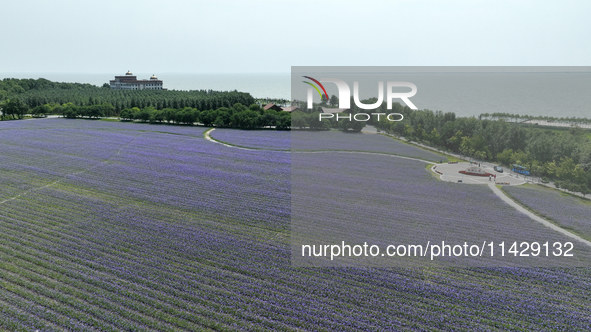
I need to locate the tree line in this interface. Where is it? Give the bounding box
[1,78,255,112]
[1,99,291,130]
[372,105,591,196]
[0,78,290,129]
[118,103,290,129]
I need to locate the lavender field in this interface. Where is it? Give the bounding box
[504,185,591,240]
[1,118,591,330]
[210,128,447,162]
[292,152,591,267]
[210,129,290,150]
[292,130,447,162]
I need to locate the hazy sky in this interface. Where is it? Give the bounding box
[1,0,590,74]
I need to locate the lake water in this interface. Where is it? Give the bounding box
[2,71,590,118]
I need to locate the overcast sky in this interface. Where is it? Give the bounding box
[1,0,590,74]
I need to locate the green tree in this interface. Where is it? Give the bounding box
[260,111,278,128]
[291,111,307,129]
[497,149,513,166]
[136,107,153,122]
[150,109,165,123]
[61,102,78,118]
[426,128,441,145]
[119,109,133,121]
[31,104,50,118]
[276,112,291,130]
[459,136,473,157]
[87,105,105,118]
[557,157,576,181]
[447,130,463,151]
[214,116,225,127]
[2,98,28,119]
[329,95,338,107]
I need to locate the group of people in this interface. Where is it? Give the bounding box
[468,160,498,182]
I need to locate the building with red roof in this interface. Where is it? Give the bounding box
[110,71,164,90]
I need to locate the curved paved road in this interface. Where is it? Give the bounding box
[488,183,591,247]
[204,128,591,248]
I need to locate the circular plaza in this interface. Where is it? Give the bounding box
[432,162,527,185]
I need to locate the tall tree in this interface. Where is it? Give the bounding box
[2,98,28,119]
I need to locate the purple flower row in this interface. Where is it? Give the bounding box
[211,128,291,150]
[504,185,591,240]
[0,119,590,330]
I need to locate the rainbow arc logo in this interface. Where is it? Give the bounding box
[302,76,328,101]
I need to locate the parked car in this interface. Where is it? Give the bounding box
[493,166,504,173]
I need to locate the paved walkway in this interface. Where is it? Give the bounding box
[488,183,591,247]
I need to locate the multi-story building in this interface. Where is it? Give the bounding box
[110,71,164,90]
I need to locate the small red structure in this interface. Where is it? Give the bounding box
[459,166,494,177]
[263,103,283,112]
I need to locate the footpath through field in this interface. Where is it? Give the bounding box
[488,183,591,247]
[175,127,591,249]
[205,128,439,163]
